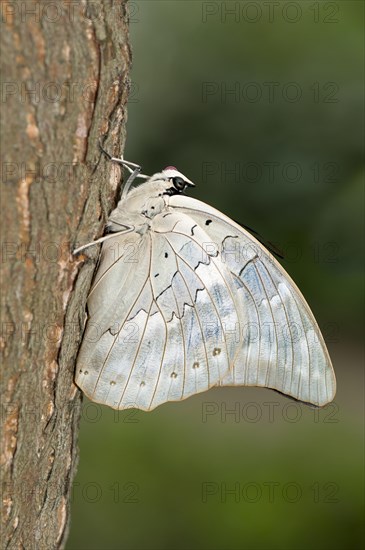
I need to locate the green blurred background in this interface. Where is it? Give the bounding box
[67,1,364,549]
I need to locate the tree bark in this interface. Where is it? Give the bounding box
[1,1,131,547]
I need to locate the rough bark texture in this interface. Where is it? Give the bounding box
[1,1,131,547]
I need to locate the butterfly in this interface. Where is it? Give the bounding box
[74,148,336,411]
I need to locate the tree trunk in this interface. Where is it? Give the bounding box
[1,1,131,547]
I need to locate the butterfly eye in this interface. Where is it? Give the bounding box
[172,176,186,191]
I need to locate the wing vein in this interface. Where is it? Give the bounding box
[176,256,210,387]
[148,235,170,408]
[118,292,154,408]
[166,244,187,401]
[253,262,278,387]
[164,235,231,377]
[260,262,295,397]
[231,272,260,385]
[90,275,150,397]
[165,230,242,361]
[88,237,140,298]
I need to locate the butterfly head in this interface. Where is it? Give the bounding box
[149,167,195,196]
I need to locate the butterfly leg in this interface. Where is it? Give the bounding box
[98,140,150,197]
[98,140,149,177]
[73,226,134,255]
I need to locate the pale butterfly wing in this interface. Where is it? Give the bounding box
[76,163,336,411]
[76,211,241,411]
[169,195,336,407]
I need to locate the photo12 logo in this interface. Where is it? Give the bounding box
[200,2,340,24]
[1,2,127,24]
[201,480,340,503]
[201,400,340,424]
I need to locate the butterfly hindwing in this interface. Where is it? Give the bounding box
[169,195,336,407]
